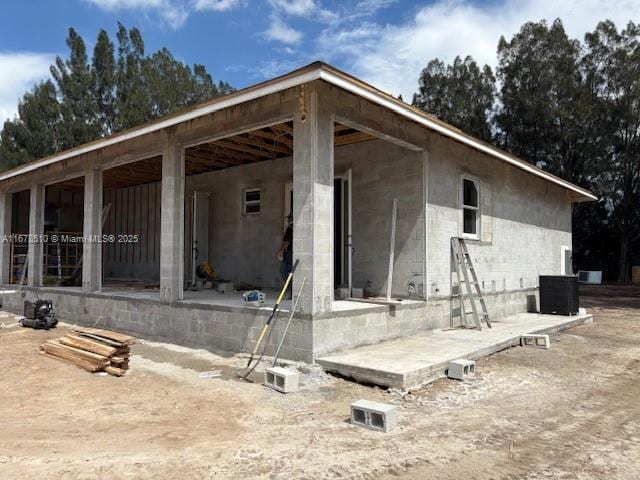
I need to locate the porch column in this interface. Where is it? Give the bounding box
[160,140,185,302]
[292,84,334,315]
[27,183,44,287]
[0,192,12,284]
[82,169,103,292]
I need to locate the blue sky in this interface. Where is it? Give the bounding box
[1,0,638,124]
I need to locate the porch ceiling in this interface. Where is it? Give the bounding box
[53,121,376,191]
[183,121,374,177]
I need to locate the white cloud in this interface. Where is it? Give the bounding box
[0,52,55,126]
[84,0,189,29]
[268,0,315,16]
[263,16,304,44]
[193,0,243,11]
[268,0,336,22]
[315,0,640,99]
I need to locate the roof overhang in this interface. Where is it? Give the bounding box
[0,62,597,202]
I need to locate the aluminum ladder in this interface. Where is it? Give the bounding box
[451,237,491,330]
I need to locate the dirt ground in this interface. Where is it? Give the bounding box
[1,284,639,479]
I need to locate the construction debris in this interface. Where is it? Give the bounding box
[39,327,135,376]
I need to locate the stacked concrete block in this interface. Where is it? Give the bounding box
[264,366,299,393]
[160,141,185,303]
[447,359,476,380]
[293,84,334,316]
[27,184,45,287]
[350,399,397,433]
[520,333,550,349]
[82,169,103,293]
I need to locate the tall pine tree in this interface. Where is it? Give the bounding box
[92,29,116,135]
[114,23,151,131]
[413,56,496,142]
[50,28,100,149]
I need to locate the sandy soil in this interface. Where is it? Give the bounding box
[1,285,639,479]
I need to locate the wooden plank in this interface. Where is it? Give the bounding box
[134,184,141,265]
[232,134,292,155]
[153,182,160,267]
[73,331,125,347]
[140,183,149,266]
[40,343,109,370]
[105,365,126,377]
[215,139,276,159]
[148,182,156,266]
[249,129,293,147]
[39,350,103,373]
[127,186,134,266]
[72,327,137,345]
[58,334,118,357]
[44,339,111,362]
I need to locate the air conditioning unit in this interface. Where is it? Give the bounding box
[577,271,602,285]
[539,276,579,316]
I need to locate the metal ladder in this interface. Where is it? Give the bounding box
[451,237,491,330]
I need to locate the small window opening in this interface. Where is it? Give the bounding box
[243,188,261,215]
[461,178,480,237]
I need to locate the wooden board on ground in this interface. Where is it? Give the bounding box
[58,334,118,357]
[72,327,136,345]
[40,327,135,377]
[40,343,109,371]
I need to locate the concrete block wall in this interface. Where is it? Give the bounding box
[184,137,425,299]
[426,134,572,322]
[186,156,293,290]
[312,302,432,357]
[3,287,314,362]
[335,140,425,298]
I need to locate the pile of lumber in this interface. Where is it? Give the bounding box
[40,327,136,377]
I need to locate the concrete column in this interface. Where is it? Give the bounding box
[160,142,185,302]
[82,169,103,292]
[27,184,44,287]
[292,84,334,315]
[0,192,12,284]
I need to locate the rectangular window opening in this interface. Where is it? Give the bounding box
[243,188,261,215]
[461,178,480,238]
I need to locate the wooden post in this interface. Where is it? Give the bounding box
[386,198,398,302]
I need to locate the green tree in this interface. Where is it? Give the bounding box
[92,29,116,135]
[114,23,151,131]
[0,81,60,170]
[413,56,495,142]
[495,19,598,184]
[50,28,100,149]
[583,20,640,283]
[145,48,198,116]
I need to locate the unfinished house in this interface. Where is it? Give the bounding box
[0,62,596,363]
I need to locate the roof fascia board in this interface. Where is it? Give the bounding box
[318,69,597,202]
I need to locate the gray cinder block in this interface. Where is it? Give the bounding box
[447,359,476,380]
[217,282,234,294]
[264,367,299,393]
[350,399,397,433]
[335,287,350,300]
[520,334,550,349]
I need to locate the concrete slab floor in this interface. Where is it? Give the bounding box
[317,312,593,389]
[30,285,384,313]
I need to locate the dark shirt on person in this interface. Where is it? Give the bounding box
[283,226,293,265]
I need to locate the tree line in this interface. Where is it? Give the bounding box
[0,20,636,282]
[0,23,233,170]
[413,19,640,283]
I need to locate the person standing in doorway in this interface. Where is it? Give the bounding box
[274,213,293,296]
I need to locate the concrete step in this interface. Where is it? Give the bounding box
[317,312,593,389]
